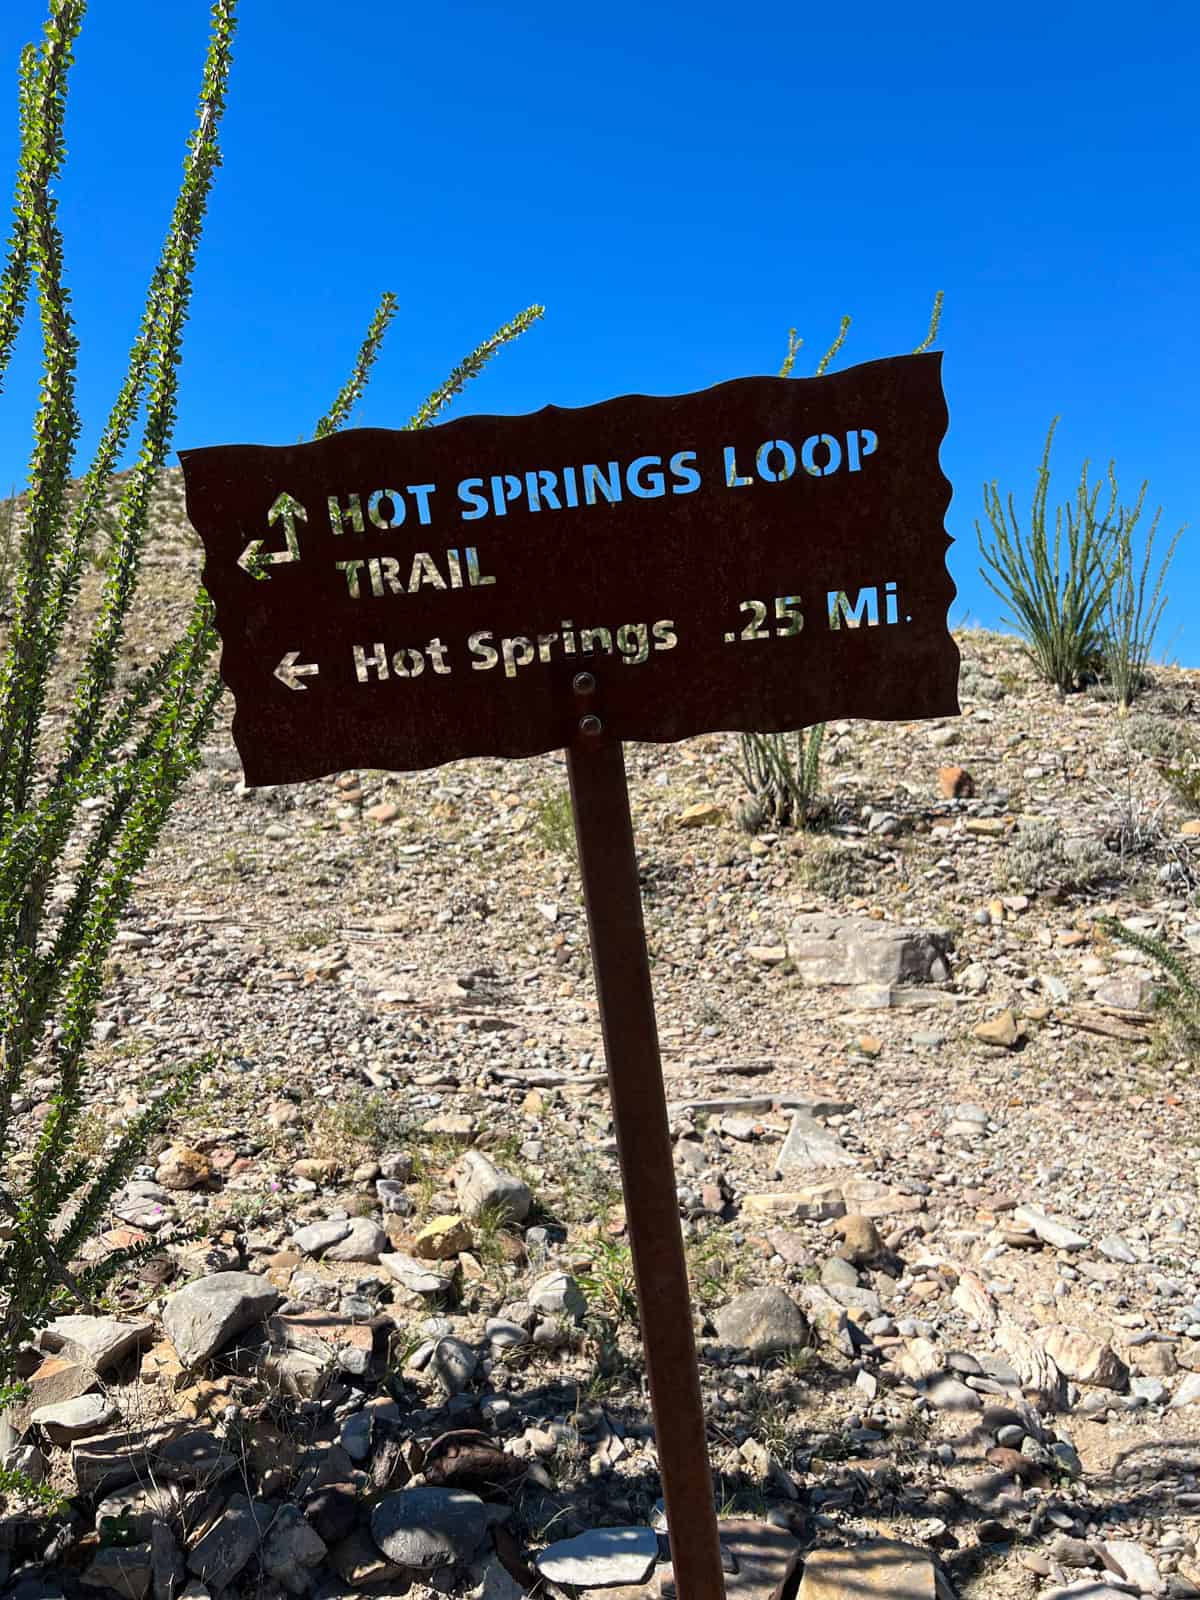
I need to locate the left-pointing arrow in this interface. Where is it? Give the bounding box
[275,651,320,691]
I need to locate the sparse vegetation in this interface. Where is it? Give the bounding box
[1100,488,1185,708]
[998,820,1117,895]
[977,419,1119,693]
[732,295,944,828]
[533,782,576,857]
[1103,919,1200,1064]
[578,1237,639,1328]
[794,839,875,900]
[311,1090,409,1159]
[979,420,1183,702]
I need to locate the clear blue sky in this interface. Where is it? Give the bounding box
[1,1,1196,663]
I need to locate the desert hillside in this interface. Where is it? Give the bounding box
[3,465,1200,1600]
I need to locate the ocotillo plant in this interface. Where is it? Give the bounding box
[732,294,943,829]
[0,0,541,1386]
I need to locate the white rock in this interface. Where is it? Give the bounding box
[535,1526,658,1586]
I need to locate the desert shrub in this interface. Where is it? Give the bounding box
[533,782,576,857]
[734,724,825,832]
[1126,717,1200,813]
[977,420,1120,693]
[1127,714,1191,764]
[731,294,943,828]
[1099,487,1184,708]
[311,1090,410,1159]
[0,0,539,1379]
[998,821,1117,894]
[794,839,874,900]
[1103,920,1200,1064]
[979,423,1183,703]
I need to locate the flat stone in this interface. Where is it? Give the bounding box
[370,1487,487,1570]
[163,1273,282,1366]
[322,1217,387,1263]
[378,1252,453,1299]
[775,1110,857,1174]
[743,1185,846,1221]
[1012,1206,1089,1251]
[712,1287,810,1356]
[1094,974,1156,1013]
[96,1483,181,1542]
[1171,1372,1200,1407]
[535,1526,658,1587]
[798,1539,936,1598]
[1097,1234,1137,1264]
[30,1393,117,1443]
[974,1010,1021,1048]
[431,1337,478,1396]
[40,1316,154,1374]
[187,1495,272,1590]
[925,1376,983,1412]
[717,1519,802,1597]
[421,1113,477,1146]
[1098,1539,1163,1594]
[528,1271,587,1321]
[8,1356,96,1431]
[82,1543,153,1600]
[787,914,951,987]
[265,1312,374,1380]
[156,1146,212,1191]
[292,1219,353,1257]
[151,1520,184,1600]
[261,1504,328,1595]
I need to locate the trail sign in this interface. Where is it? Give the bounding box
[180,351,956,1600]
[180,354,957,785]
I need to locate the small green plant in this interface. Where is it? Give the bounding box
[686,1225,751,1307]
[311,1090,409,1159]
[1102,919,1200,1063]
[1100,486,1185,709]
[578,1237,639,1328]
[532,782,575,857]
[977,419,1121,692]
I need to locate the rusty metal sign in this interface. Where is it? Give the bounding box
[180,352,956,785]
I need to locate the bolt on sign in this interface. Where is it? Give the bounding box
[180,353,956,785]
[181,350,956,1600]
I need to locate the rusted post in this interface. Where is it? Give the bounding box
[567,701,726,1600]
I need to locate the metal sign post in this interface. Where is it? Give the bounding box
[180,353,957,1600]
[568,699,726,1597]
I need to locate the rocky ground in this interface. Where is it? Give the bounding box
[3,470,1200,1600]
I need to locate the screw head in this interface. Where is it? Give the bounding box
[578,713,603,737]
[573,672,596,695]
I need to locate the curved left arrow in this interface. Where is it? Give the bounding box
[239,491,305,577]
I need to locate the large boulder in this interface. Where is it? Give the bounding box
[787,914,952,987]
